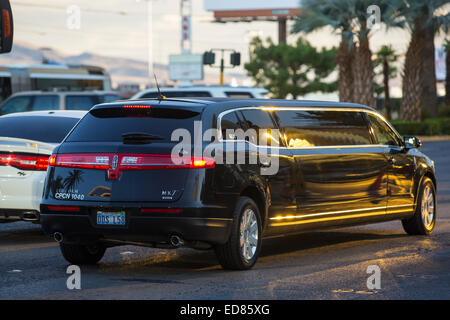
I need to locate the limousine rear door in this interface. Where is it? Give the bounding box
[238,109,298,218]
[218,109,297,221]
[270,109,389,229]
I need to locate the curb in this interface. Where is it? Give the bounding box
[418,136,450,142]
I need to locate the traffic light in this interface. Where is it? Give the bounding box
[230,52,241,66]
[203,51,215,65]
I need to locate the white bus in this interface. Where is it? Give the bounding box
[0,64,112,102]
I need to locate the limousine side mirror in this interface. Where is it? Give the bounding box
[0,0,13,54]
[404,136,422,149]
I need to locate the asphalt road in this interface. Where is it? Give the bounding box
[1,141,449,300]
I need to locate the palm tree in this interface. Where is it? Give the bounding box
[374,45,398,120]
[389,0,450,121]
[293,0,393,107]
[293,0,355,102]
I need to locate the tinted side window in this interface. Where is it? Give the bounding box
[239,109,276,145]
[274,110,372,147]
[65,95,98,110]
[0,116,80,143]
[221,112,244,140]
[31,95,59,111]
[368,114,401,146]
[0,96,32,115]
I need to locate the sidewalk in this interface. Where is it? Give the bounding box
[418,136,450,142]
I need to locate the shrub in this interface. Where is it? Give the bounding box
[438,103,450,118]
[391,118,450,136]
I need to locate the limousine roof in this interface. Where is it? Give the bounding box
[126,97,377,112]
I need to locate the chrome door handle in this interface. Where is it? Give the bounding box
[259,160,271,168]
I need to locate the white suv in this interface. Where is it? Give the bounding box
[0,91,119,115]
[132,86,268,99]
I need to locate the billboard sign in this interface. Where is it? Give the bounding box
[169,54,204,81]
[204,0,301,19]
[204,0,301,11]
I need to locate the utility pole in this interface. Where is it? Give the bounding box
[180,0,192,54]
[219,50,225,86]
[278,17,287,44]
[180,0,192,86]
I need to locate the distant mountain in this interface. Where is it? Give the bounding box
[0,42,249,87]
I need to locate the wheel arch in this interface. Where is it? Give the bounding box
[240,184,269,231]
[413,169,437,208]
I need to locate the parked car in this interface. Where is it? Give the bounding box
[0,111,86,222]
[40,98,436,270]
[0,91,120,115]
[132,86,268,99]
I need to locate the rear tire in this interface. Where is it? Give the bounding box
[60,243,106,265]
[402,177,436,235]
[215,197,262,270]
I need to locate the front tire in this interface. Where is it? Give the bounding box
[402,177,436,235]
[215,197,262,270]
[60,242,106,265]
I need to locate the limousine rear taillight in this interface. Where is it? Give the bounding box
[48,154,215,170]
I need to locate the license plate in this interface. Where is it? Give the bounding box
[96,211,126,226]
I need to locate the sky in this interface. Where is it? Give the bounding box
[7,0,450,96]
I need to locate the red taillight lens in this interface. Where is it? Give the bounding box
[190,156,215,169]
[52,154,110,170]
[47,206,81,212]
[2,9,11,38]
[49,153,215,172]
[36,156,50,171]
[120,154,215,170]
[123,105,151,109]
[0,153,50,171]
[48,155,56,167]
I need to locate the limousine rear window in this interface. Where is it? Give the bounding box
[274,110,372,147]
[66,107,201,142]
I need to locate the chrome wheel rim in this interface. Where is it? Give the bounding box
[240,208,258,261]
[421,185,435,229]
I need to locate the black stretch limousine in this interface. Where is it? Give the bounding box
[40,98,436,270]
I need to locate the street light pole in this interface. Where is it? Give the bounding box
[220,51,225,86]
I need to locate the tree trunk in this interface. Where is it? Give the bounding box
[352,26,375,107]
[446,48,450,106]
[401,20,424,122]
[337,38,355,102]
[383,59,391,120]
[421,24,438,117]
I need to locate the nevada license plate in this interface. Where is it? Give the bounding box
[96,211,126,226]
